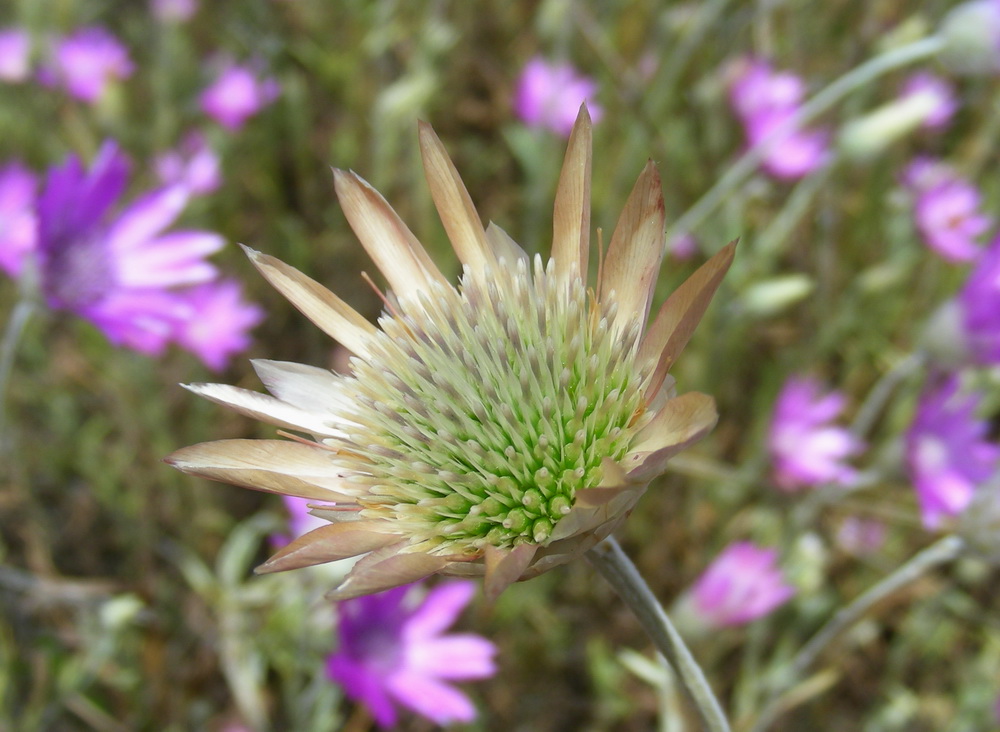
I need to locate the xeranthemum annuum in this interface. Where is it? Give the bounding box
[167,107,735,601]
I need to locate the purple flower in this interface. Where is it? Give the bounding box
[199,62,280,131]
[513,57,603,137]
[172,280,263,371]
[769,377,864,491]
[900,72,957,131]
[0,162,37,278]
[150,0,198,22]
[904,158,990,262]
[687,542,794,627]
[906,376,1000,529]
[36,142,225,355]
[728,59,829,180]
[328,581,496,728]
[958,235,1000,364]
[43,27,133,103]
[0,28,31,82]
[835,517,886,556]
[155,132,221,195]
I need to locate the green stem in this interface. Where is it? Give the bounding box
[666,35,946,246]
[0,296,36,454]
[587,536,732,732]
[750,534,965,732]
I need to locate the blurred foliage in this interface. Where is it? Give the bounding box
[1,0,999,730]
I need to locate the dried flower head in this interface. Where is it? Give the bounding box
[167,107,733,600]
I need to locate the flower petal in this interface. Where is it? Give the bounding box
[256,520,404,573]
[164,438,356,501]
[485,221,528,268]
[182,382,346,437]
[483,543,537,603]
[639,241,736,399]
[551,104,592,284]
[385,670,478,725]
[404,580,476,638]
[599,160,665,335]
[242,245,377,358]
[326,544,454,601]
[251,359,349,410]
[624,392,719,482]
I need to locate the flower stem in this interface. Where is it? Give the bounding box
[749,534,965,732]
[666,35,946,246]
[587,536,732,732]
[0,296,36,454]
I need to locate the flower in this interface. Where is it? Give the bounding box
[905,376,1000,529]
[199,62,280,131]
[171,280,264,371]
[681,542,794,628]
[904,158,990,263]
[514,57,603,136]
[0,28,31,82]
[167,107,733,601]
[150,0,198,22]
[958,236,1000,364]
[769,376,863,491]
[36,142,225,355]
[328,581,496,727]
[42,27,133,103]
[155,132,221,196]
[901,72,957,131]
[728,58,829,179]
[835,516,886,556]
[0,161,37,278]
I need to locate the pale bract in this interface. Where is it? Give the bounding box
[167,106,734,601]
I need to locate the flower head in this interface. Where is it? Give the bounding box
[42,27,133,103]
[0,161,37,278]
[904,158,990,263]
[901,72,958,131]
[683,541,794,628]
[769,376,863,491]
[171,280,264,371]
[151,0,198,22]
[728,59,828,179]
[957,235,1000,365]
[36,142,226,355]
[514,57,603,136]
[167,108,733,600]
[328,581,496,727]
[906,376,1000,529]
[155,132,221,196]
[0,28,31,82]
[200,62,280,131]
[940,0,1000,76]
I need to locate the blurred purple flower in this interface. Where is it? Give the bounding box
[513,57,603,137]
[835,516,886,556]
[728,59,829,180]
[150,0,198,22]
[42,27,133,103]
[328,581,496,728]
[904,158,990,262]
[906,376,1000,529]
[0,28,30,82]
[200,62,280,131]
[172,280,263,371]
[959,235,1000,364]
[688,542,794,627]
[36,142,225,355]
[0,162,37,278]
[900,72,957,130]
[155,132,221,196]
[769,377,864,491]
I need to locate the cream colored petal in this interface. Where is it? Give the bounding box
[251,359,348,412]
[325,542,453,600]
[309,505,362,523]
[548,488,643,543]
[599,161,665,334]
[485,221,528,268]
[165,439,356,501]
[242,245,377,358]
[182,382,345,437]
[483,543,537,602]
[255,521,403,573]
[417,122,496,280]
[551,105,592,284]
[624,392,718,482]
[639,241,736,399]
[333,168,448,300]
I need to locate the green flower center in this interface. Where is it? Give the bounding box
[336,256,649,553]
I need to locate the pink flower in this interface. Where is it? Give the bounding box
[199,62,280,131]
[155,132,221,196]
[900,72,957,131]
[328,581,496,728]
[728,59,828,180]
[904,158,990,263]
[906,376,1000,529]
[43,27,133,103]
[513,57,603,137]
[688,542,795,627]
[172,280,263,371]
[150,0,198,22]
[769,377,864,491]
[958,235,1000,364]
[0,161,37,278]
[835,517,886,556]
[0,28,31,82]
